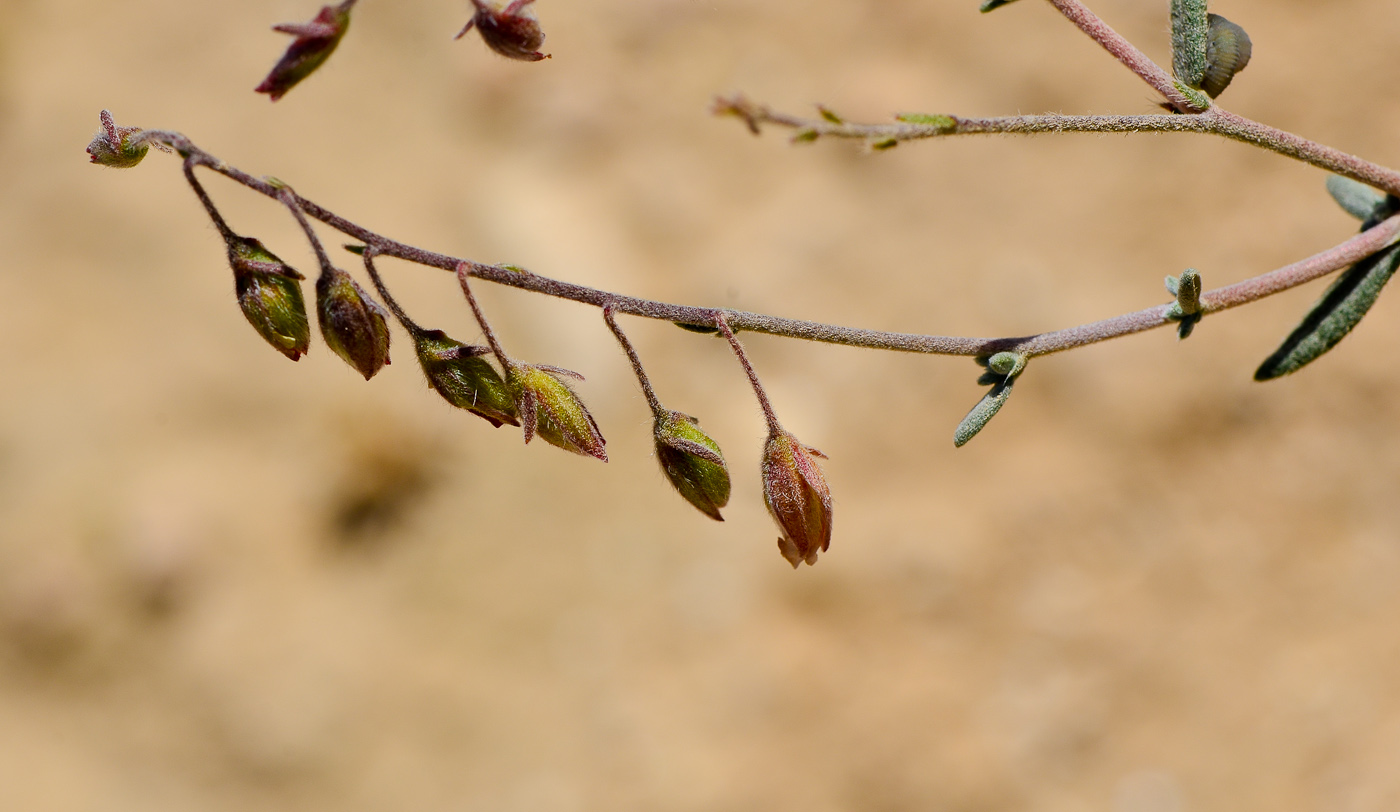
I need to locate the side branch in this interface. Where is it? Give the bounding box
[147,131,1399,360]
[1042,0,1203,112]
[715,100,1400,198]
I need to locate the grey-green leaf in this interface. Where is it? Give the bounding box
[1326,175,1390,223]
[1255,242,1400,380]
[954,377,1015,447]
[1171,0,1209,88]
[979,0,1022,12]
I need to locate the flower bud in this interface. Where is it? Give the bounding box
[86,110,148,168]
[654,411,731,521]
[508,365,606,461]
[255,1,354,101]
[455,0,550,62]
[761,429,832,568]
[228,236,311,360]
[316,267,390,380]
[413,329,519,427]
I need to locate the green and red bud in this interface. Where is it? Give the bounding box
[654,411,731,521]
[228,236,311,361]
[255,1,355,101]
[86,110,149,168]
[761,429,832,568]
[315,266,390,380]
[413,329,519,427]
[508,364,606,461]
[455,0,550,62]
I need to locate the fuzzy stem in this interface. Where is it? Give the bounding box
[1043,0,1203,112]
[718,102,1400,198]
[603,304,666,420]
[181,158,237,242]
[715,314,782,432]
[148,136,1398,361]
[277,187,336,277]
[362,250,424,335]
[455,262,513,371]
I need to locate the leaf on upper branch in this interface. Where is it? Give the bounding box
[1170,0,1209,89]
[1255,241,1400,381]
[979,0,1023,12]
[1326,175,1400,225]
[954,352,1026,447]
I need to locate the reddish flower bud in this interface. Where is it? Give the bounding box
[228,236,311,361]
[654,411,731,521]
[455,0,550,62]
[508,364,606,461]
[761,429,833,568]
[413,329,519,427]
[255,1,355,101]
[86,110,149,168]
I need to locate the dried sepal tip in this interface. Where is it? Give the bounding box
[455,0,550,62]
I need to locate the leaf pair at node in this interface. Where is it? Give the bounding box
[954,351,1027,448]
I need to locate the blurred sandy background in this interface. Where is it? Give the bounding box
[4,0,1400,809]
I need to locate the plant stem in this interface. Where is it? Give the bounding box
[455,262,513,371]
[715,314,781,433]
[1043,0,1203,112]
[181,158,236,242]
[276,187,335,276]
[717,101,1400,198]
[156,132,1398,361]
[362,250,425,335]
[603,304,666,420]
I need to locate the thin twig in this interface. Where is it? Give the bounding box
[603,304,666,420]
[715,314,782,432]
[1043,0,1203,112]
[362,249,424,335]
[456,262,513,371]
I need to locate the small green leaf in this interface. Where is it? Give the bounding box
[1255,242,1400,380]
[954,378,1015,447]
[817,105,844,125]
[1326,175,1395,223]
[870,138,899,151]
[895,113,957,132]
[674,321,720,334]
[342,244,367,255]
[791,128,820,144]
[979,0,1023,12]
[1171,0,1209,88]
[1172,82,1211,111]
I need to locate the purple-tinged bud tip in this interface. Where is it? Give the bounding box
[315,267,390,380]
[86,110,149,168]
[761,429,832,568]
[508,364,606,461]
[255,1,354,101]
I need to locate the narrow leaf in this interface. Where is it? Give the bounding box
[979,0,1022,11]
[954,378,1014,447]
[1255,242,1400,380]
[1326,175,1392,223]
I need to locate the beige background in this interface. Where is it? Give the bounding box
[4,0,1400,809]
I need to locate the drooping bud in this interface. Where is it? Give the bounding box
[455,0,550,62]
[508,364,606,461]
[228,236,311,361]
[86,110,149,168]
[315,266,390,380]
[413,329,519,427]
[255,1,355,101]
[654,411,731,521]
[761,429,832,568]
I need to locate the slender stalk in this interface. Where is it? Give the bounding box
[362,249,425,335]
[276,188,335,275]
[455,262,512,371]
[181,158,236,242]
[715,314,781,432]
[716,101,1400,198]
[603,304,666,420]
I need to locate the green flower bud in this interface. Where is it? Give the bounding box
[255,1,354,101]
[86,110,149,169]
[654,411,731,521]
[508,364,606,461]
[228,236,310,361]
[316,266,390,380]
[413,329,519,428]
[761,429,832,568]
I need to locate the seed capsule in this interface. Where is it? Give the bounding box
[1200,14,1251,98]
